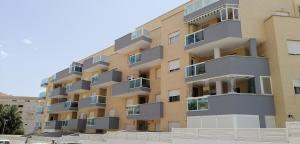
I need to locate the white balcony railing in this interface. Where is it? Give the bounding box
[92,55,110,64]
[128,53,141,65]
[129,78,150,89]
[185,62,206,77]
[126,105,140,115]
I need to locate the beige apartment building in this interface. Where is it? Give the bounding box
[38,0,300,134]
[0,92,38,134]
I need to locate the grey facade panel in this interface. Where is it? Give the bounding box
[187,94,275,128]
[48,101,78,113]
[62,119,87,130]
[78,96,106,109]
[67,80,90,93]
[45,121,62,129]
[88,117,119,130]
[185,21,242,51]
[130,46,164,67]
[82,57,109,71]
[114,33,152,51]
[185,56,270,93]
[55,68,70,81]
[111,81,150,97]
[48,87,67,97]
[127,102,164,120]
[91,70,122,87]
[184,0,239,22]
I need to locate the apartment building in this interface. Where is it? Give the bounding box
[0,93,38,134]
[38,0,300,133]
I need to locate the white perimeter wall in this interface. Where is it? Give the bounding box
[187,115,260,128]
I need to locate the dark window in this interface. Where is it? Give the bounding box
[25,100,30,102]
[18,105,23,108]
[169,95,180,102]
[294,87,300,95]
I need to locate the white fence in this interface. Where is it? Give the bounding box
[172,128,289,143]
[106,131,172,142]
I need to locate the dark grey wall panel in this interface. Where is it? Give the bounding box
[62,119,86,130]
[185,21,242,51]
[187,94,275,128]
[45,121,62,129]
[128,102,163,120]
[48,87,67,97]
[115,33,152,51]
[91,70,122,87]
[78,96,106,109]
[82,57,109,71]
[88,117,119,130]
[67,80,90,93]
[130,46,163,67]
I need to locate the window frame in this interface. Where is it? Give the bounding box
[168,59,180,73]
[168,31,180,45]
[287,40,300,55]
[293,79,300,95]
[260,76,273,95]
[168,89,181,103]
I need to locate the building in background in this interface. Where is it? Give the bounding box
[38,0,300,134]
[0,92,38,134]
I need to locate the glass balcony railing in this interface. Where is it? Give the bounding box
[186,62,206,77]
[69,62,82,74]
[90,75,99,85]
[129,78,150,89]
[131,28,151,40]
[187,96,209,111]
[92,55,110,64]
[41,78,49,86]
[36,106,44,113]
[127,105,140,115]
[62,120,69,127]
[47,105,53,112]
[89,95,106,104]
[87,118,95,126]
[128,53,141,65]
[184,0,219,16]
[64,101,78,108]
[39,91,46,98]
[185,29,204,46]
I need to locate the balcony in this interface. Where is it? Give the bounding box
[38,91,46,99]
[185,56,270,84]
[82,55,109,72]
[45,120,62,129]
[127,102,163,120]
[129,46,163,71]
[90,70,122,88]
[185,21,244,55]
[115,28,152,54]
[66,80,90,94]
[36,106,44,114]
[78,95,106,109]
[48,101,78,114]
[184,0,239,23]
[48,87,67,98]
[62,119,87,130]
[40,78,49,87]
[186,93,275,117]
[86,117,119,130]
[54,62,82,84]
[112,78,150,97]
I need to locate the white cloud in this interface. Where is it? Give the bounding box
[0,50,8,59]
[22,39,32,45]
[0,44,3,48]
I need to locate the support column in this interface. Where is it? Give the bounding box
[249,38,257,57]
[214,48,223,95]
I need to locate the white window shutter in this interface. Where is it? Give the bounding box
[288,41,300,55]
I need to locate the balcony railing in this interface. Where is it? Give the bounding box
[41,78,49,87]
[47,101,78,113]
[187,96,209,111]
[92,55,110,64]
[39,91,46,99]
[129,78,150,89]
[36,106,44,113]
[128,53,141,65]
[185,29,204,47]
[89,95,106,104]
[69,62,82,74]
[87,118,95,126]
[127,105,140,115]
[186,62,206,77]
[184,0,219,16]
[131,28,151,40]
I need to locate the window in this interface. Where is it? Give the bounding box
[128,53,141,64]
[156,68,161,79]
[169,31,179,45]
[168,59,180,72]
[293,80,300,95]
[287,40,300,55]
[169,89,180,102]
[260,76,272,94]
[18,105,23,108]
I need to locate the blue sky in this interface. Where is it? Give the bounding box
[0,0,189,96]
